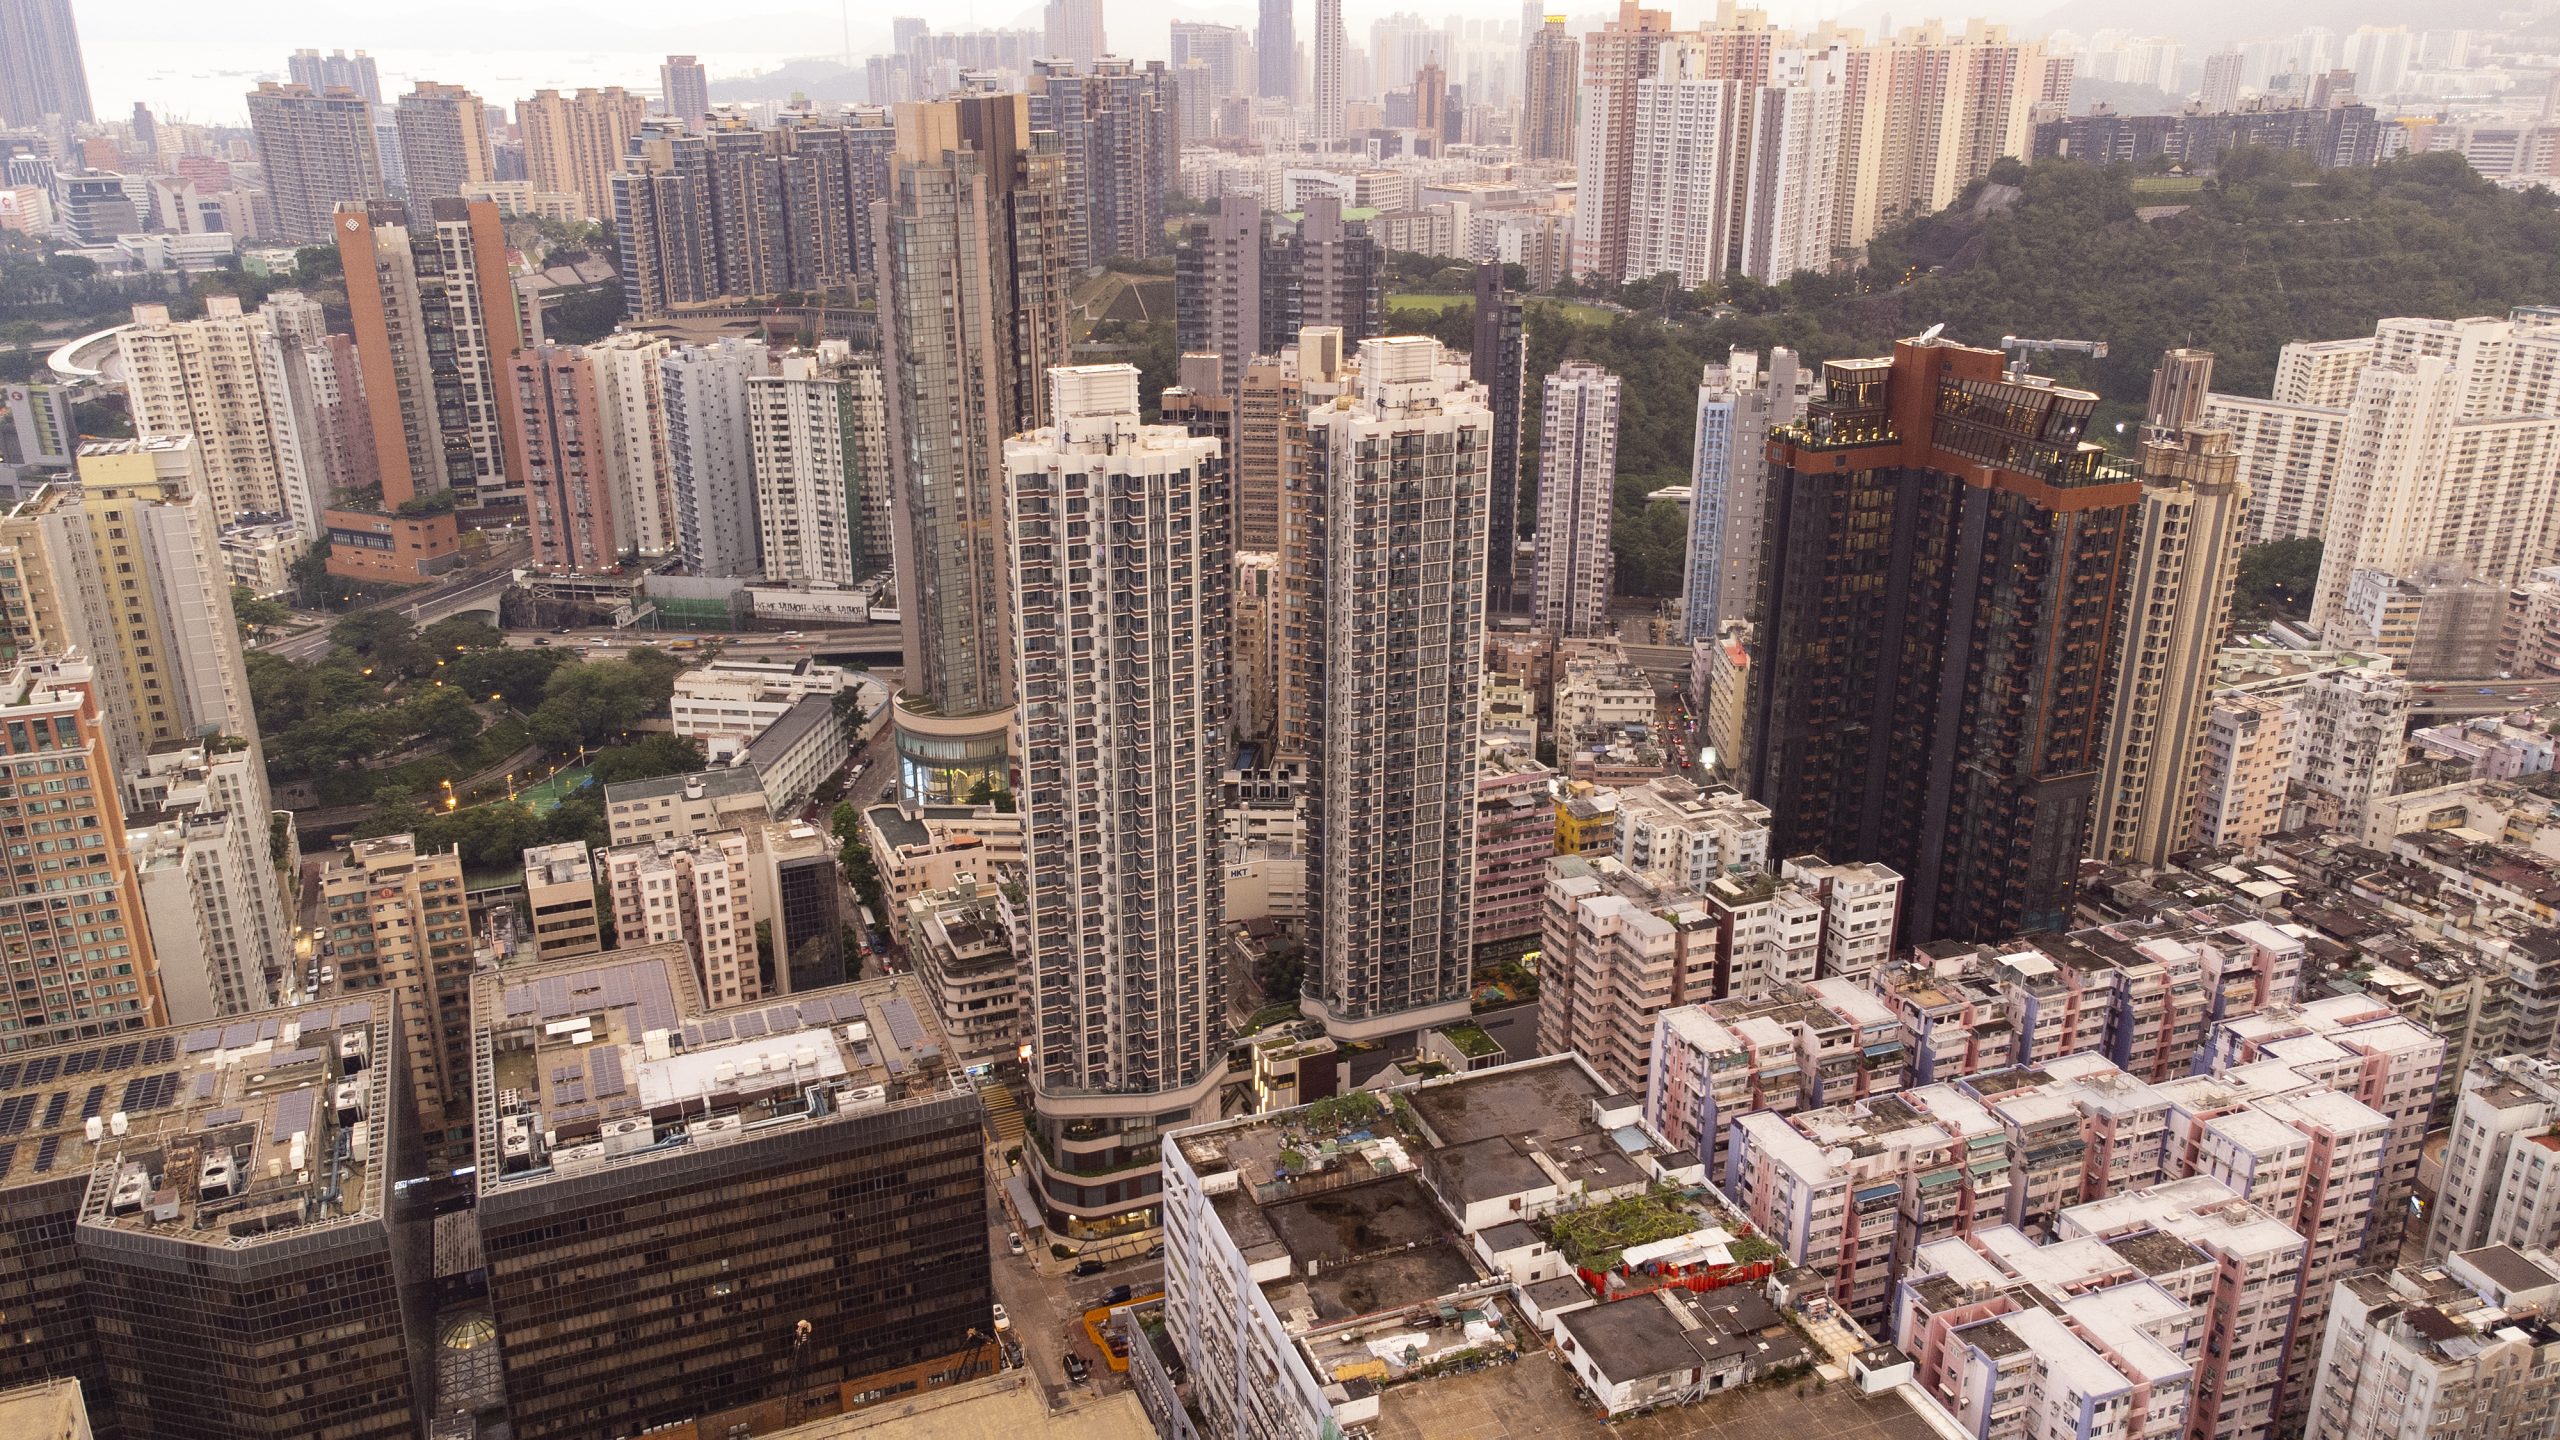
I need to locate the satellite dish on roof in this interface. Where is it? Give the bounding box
[1917,323,1946,344]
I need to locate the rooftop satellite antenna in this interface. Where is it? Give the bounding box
[1917,323,1946,344]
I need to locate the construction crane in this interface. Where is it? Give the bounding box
[1999,335,2109,380]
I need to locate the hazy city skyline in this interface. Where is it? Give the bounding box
[70,0,2459,123]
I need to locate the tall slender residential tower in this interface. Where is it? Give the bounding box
[660,338,769,577]
[512,346,621,574]
[1533,362,1621,637]
[581,332,678,560]
[1272,195,1381,341]
[613,111,894,317]
[1573,1,1674,282]
[658,55,709,130]
[1313,0,1347,147]
[318,836,474,1150]
[1173,195,1264,398]
[1739,43,1850,282]
[1027,58,1177,270]
[1838,21,2051,252]
[0,439,261,790]
[119,297,292,520]
[1008,364,1228,1233]
[1471,264,1527,612]
[0,655,159,1051]
[2092,417,2250,868]
[516,86,647,221]
[749,342,889,587]
[1621,32,1754,289]
[335,197,526,509]
[1271,326,1347,755]
[1682,348,1806,642]
[1304,338,1493,1041]
[245,82,384,244]
[2145,346,2218,440]
[878,95,1073,804]
[1744,336,2140,943]
[0,0,91,125]
[1521,16,1580,162]
[286,48,380,102]
[248,291,365,540]
[87,442,260,763]
[1042,0,1108,66]
[2223,313,2560,638]
[392,82,495,201]
[1258,0,1295,100]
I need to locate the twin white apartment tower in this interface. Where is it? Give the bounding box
[1005,340,1496,1171]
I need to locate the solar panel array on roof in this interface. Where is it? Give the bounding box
[38,1092,65,1129]
[638,979,676,1034]
[766,1002,799,1032]
[0,1062,20,1090]
[0,1143,16,1180]
[123,1073,180,1113]
[60,1048,97,1077]
[181,1029,223,1055]
[882,997,927,1050]
[335,1002,371,1028]
[503,984,533,1018]
[590,1048,627,1099]
[142,1037,174,1065]
[21,1056,59,1085]
[733,1012,768,1040]
[0,1094,34,1135]
[272,1089,315,1139]
[78,1084,103,1119]
[191,1073,215,1101]
[553,1103,596,1128]
[700,1017,733,1043]
[202,1107,242,1128]
[31,1135,58,1173]
[103,1041,140,1070]
[221,1022,258,1048]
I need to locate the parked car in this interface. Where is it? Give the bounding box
[1007,1232,1024,1256]
[1072,1259,1106,1277]
[1063,1354,1090,1384]
[1102,1284,1132,1305]
[532,636,551,646]
[991,1303,1010,1332]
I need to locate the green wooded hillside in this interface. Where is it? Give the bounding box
[1416,150,2560,595]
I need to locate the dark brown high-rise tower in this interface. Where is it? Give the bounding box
[1742,336,2140,942]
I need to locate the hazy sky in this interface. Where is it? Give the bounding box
[82,0,2020,123]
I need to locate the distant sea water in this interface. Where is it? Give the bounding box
[86,42,813,128]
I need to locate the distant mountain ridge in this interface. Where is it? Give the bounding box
[709,59,864,105]
[2031,0,2517,49]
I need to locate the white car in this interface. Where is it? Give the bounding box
[1007,1231,1024,1256]
[991,1303,1011,1333]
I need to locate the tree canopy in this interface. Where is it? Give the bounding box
[1385,151,2560,607]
